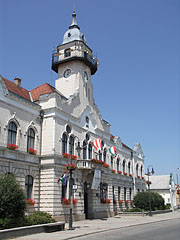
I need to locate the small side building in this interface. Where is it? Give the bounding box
[148,174,177,210]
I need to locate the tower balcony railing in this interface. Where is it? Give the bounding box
[52,49,98,75]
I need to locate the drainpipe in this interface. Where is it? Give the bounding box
[38,110,44,211]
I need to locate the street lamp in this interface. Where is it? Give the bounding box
[68,137,85,230]
[147,165,154,216]
[176,168,180,207]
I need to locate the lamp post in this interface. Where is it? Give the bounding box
[68,137,82,230]
[147,165,154,216]
[176,168,180,207]
[68,144,73,230]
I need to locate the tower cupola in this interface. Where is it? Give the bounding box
[51,11,98,75]
[62,11,86,44]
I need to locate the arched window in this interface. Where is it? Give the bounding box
[88,143,92,159]
[140,165,143,177]
[128,162,131,175]
[117,158,119,172]
[123,160,126,173]
[136,164,139,177]
[8,122,17,145]
[27,128,35,151]
[99,150,102,160]
[111,156,113,169]
[69,135,74,155]
[103,149,107,163]
[25,175,33,199]
[62,133,68,154]
[83,140,87,159]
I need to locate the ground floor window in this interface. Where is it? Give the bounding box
[25,175,33,199]
[100,183,108,203]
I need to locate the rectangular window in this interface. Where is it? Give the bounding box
[100,183,108,203]
[129,188,132,201]
[124,187,126,201]
[118,187,121,201]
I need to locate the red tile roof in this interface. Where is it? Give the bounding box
[2,77,31,101]
[122,142,132,151]
[30,83,55,102]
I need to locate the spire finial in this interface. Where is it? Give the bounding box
[69,6,80,30]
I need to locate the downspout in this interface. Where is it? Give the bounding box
[38,110,44,211]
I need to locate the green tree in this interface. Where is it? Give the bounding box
[133,191,165,211]
[0,174,26,218]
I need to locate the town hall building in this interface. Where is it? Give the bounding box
[0,11,146,221]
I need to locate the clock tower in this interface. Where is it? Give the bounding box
[52,11,98,104]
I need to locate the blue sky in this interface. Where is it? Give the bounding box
[0,0,179,181]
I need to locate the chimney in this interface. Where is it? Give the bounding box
[14,77,21,87]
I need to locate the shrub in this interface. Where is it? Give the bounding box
[26,211,56,225]
[124,208,143,212]
[0,174,26,219]
[133,191,165,211]
[0,217,28,230]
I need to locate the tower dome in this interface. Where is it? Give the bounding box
[62,11,86,44]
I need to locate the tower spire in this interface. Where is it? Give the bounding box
[69,9,80,30]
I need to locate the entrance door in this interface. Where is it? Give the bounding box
[84,182,89,219]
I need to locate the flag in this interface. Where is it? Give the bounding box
[109,146,117,158]
[92,138,102,152]
[60,173,66,183]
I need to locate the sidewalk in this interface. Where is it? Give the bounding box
[13,211,180,240]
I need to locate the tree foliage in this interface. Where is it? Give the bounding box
[133,191,165,211]
[0,174,26,218]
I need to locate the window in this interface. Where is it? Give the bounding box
[129,188,132,201]
[62,133,68,154]
[69,135,74,155]
[83,140,87,159]
[123,160,126,173]
[111,156,113,169]
[62,176,71,199]
[8,122,17,145]
[64,49,71,57]
[117,158,119,172]
[25,175,33,199]
[118,187,121,201]
[99,150,102,160]
[128,162,131,175]
[27,128,35,151]
[112,186,115,202]
[88,143,92,159]
[136,164,139,177]
[100,183,108,202]
[66,125,71,134]
[124,187,126,201]
[140,165,143,177]
[103,149,107,163]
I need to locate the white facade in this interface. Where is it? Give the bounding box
[148,174,177,210]
[0,11,146,221]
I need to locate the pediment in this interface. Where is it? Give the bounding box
[112,136,122,151]
[0,76,9,96]
[134,142,144,159]
[79,106,96,133]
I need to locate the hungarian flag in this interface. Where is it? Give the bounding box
[92,138,102,152]
[60,173,66,183]
[109,146,117,158]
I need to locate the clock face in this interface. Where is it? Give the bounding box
[64,69,71,78]
[83,71,88,81]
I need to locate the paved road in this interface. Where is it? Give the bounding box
[72,219,180,240]
[13,211,180,240]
